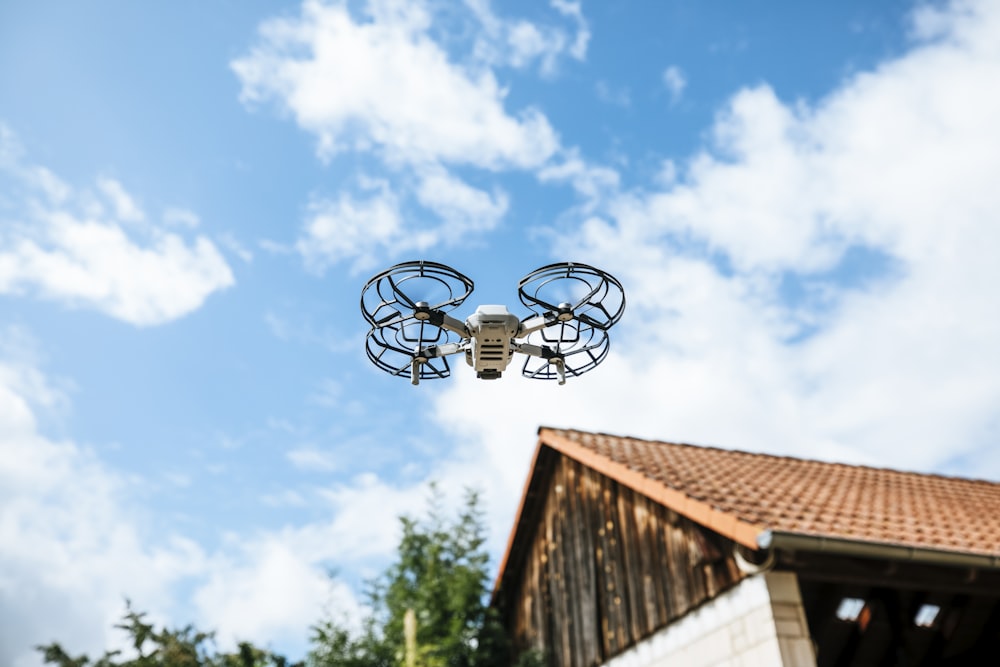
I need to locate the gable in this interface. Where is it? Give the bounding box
[494,447,744,665]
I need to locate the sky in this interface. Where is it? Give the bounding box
[2,0,1000,663]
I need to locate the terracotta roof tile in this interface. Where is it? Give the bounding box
[539,427,1000,558]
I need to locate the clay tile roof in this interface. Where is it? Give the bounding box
[538,427,1000,558]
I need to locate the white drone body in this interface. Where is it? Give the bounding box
[414,303,576,384]
[361,261,625,385]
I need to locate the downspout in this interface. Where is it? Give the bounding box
[734,541,776,575]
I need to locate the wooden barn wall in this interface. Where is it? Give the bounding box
[503,454,745,667]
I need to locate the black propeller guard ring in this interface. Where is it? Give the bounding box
[365,321,457,380]
[517,262,625,332]
[521,321,611,381]
[361,260,474,329]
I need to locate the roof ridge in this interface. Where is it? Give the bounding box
[541,426,1000,488]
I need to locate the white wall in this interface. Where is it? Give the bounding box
[602,572,816,667]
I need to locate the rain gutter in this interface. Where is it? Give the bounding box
[758,530,1000,570]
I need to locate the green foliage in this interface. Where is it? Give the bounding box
[37,485,517,667]
[36,600,297,667]
[308,485,510,667]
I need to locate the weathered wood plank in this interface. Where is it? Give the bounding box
[501,452,744,666]
[565,460,600,667]
[617,488,645,645]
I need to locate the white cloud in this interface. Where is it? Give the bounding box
[296,179,408,274]
[465,0,590,74]
[628,1,999,464]
[0,214,235,326]
[217,232,254,263]
[313,473,425,562]
[297,168,507,273]
[537,150,620,209]
[193,539,347,648]
[662,65,686,105]
[595,80,631,107]
[0,130,234,327]
[551,0,590,60]
[425,0,1000,553]
[0,333,208,667]
[634,4,1000,276]
[193,474,439,647]
[26,166,71,204]
[163,207,201,228]
[236,0,593,272]
[97,177,145,223]
[261,489,308,508]
[0,330,413,664]
[192,472,485,648]
[287,446,341,472]
[232,0,559,169]
[413,164,509,232]
[308,378,343,408]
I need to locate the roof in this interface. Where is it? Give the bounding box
[500,427,1000,569]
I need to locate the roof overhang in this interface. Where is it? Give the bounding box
[760,530,1000,570]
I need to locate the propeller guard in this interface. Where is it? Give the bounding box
[520,319,611,381]
[360,260,625,385]
[365,318,460,381]
[361,260,474,328]
[518,262,625,331]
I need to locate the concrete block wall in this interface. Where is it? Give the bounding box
[765,572,817,666]
[602,572,816,667]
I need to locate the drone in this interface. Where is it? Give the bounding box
[360,261,625,385]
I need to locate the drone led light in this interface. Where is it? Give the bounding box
[360,261,625,385]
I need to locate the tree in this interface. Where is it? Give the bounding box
[308,486,510,667]
[36,600,296,667]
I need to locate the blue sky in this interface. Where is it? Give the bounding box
[3,0,1000,663]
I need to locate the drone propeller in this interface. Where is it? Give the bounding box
[515,262,624,382]
[365,321,457,381]
[361,261,474,383]
[517,262,625,331]
[520,321,611,382]
[361,260,474,328]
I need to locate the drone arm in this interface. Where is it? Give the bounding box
[513,341,550,358]
[419,342,466,358]
[437,313,468,336]
[415,307,467,337]
[517,312,558,337]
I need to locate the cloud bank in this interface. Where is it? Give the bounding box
[233,0,581,272]
[426,0,1000,548]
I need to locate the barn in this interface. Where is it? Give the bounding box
[491,428,1000,666]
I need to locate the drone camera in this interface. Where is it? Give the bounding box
[361,260,624,384]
